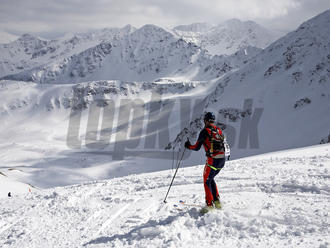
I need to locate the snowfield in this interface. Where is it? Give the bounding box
[0,144,329,248]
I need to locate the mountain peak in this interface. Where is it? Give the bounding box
[222,18,242,25]
[218,18,263,31]
[174,22,213,32]
[138,24,166,32]
[122,24,136,32]
[134,24,174,38]
[18,33,38,41]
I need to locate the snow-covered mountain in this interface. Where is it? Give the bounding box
[0,19,278,82]
[0,26,197,83]
[0,25,136,79]
[0,11,329,195]
[0,19,273,81]
[1,23,261,84]
[173,19,279,55]
[1,144,329,247]
[170,10,330,158]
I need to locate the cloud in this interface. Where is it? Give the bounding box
[0,0,329,37]
[169,0,300,20]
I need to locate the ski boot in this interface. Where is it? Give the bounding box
[200,205,214,214]
[213,199,222,209]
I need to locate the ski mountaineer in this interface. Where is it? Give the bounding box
[185,112,226,213]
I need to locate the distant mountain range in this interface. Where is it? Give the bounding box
[0,19,279,83]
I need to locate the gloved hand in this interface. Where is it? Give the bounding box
[184,140,191,149]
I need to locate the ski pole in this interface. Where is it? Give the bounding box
[163,147,186,203]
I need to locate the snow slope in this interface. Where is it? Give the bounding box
[0,144,329,247]
[0,79,215,190]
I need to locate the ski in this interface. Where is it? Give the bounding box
[173,204,184,211]
[179,200,204,208]
[174,200,222,213]
[179,200,212,214]
[176,201,211,215]
[172,200,202,211]
[179,200,223,214]
[173,203,190,212]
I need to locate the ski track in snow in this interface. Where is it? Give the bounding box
[0,144,329,248]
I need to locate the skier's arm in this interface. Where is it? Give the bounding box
[188,129,207,151]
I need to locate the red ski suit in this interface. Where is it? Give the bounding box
[187,124,225,206]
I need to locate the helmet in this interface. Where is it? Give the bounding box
[204,112,215,122]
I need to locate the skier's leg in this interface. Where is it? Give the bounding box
[203,164,214,206]
[210,158,225,201]
[210,175,220,200]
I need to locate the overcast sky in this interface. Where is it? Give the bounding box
[0,0,329,38]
